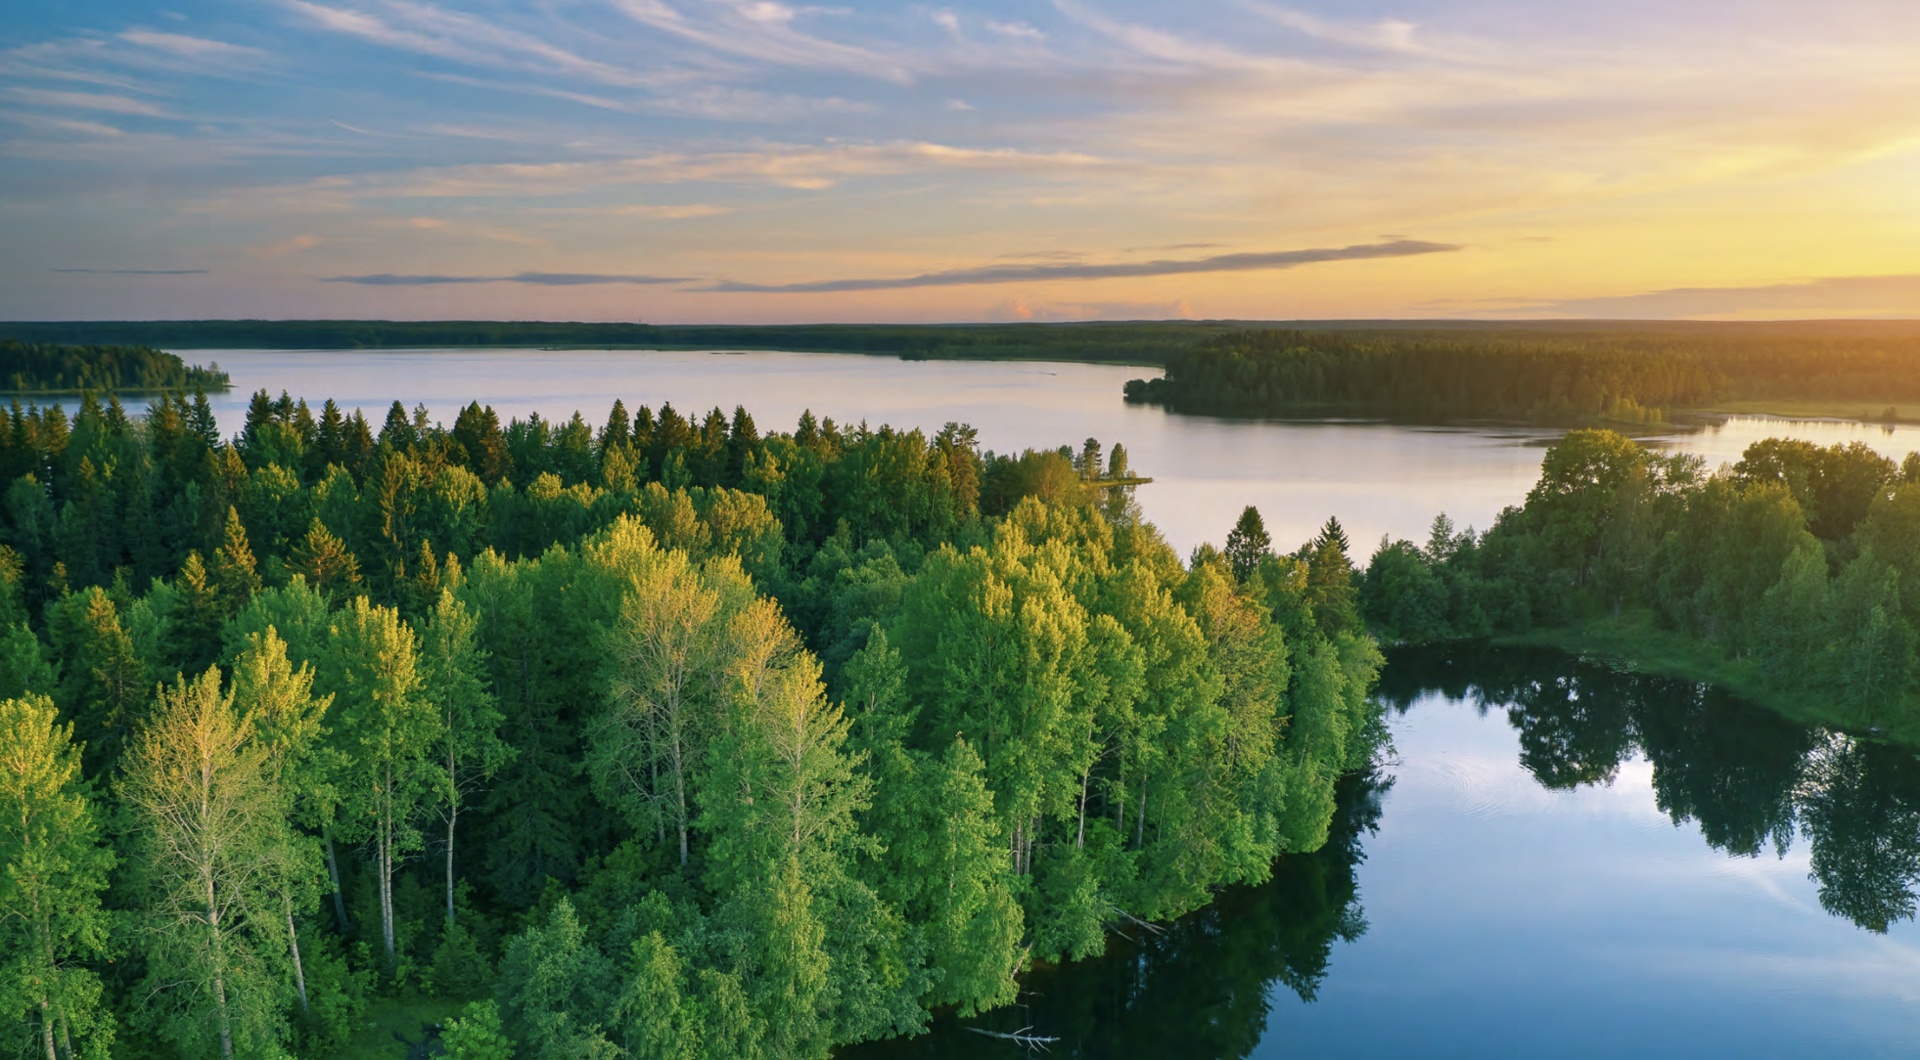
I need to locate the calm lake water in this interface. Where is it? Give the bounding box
[853,646,1920,1060]
[167,349,1920,1057]
[182,347,1920,561]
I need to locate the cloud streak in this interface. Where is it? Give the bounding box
[322,271,691,286]
[53,267,209,275]
[1530,274,1920,318]
[704,239,1460,293]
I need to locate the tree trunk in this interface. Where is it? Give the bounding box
[1077,771,1090,849]
[208,878,234,1060]
[36,904,71,1060]
[1136,788,1147,849]
[446,746,458,927]
[286,898,310,1016]
[323,826,349,931]
[39,1003,56,1060]
[445,804,458,927]
[672,724,689,866]
[380,768,397,966]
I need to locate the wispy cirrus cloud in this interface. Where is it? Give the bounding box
[610,0,914,82]
[1248,5,1457,58]
[705,239,1459,292]
[323,271,691,286]
[286,0,674,88]
[5,87,174,118]
[119,31,269,64]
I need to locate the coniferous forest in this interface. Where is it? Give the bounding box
[1123,327,1920,425]
[0,389,1383,1060]
[1,343,230,396]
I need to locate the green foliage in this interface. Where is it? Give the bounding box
[444,999,515,1060]
[121,668,292,1059]
[0,383,1383,1060]
[1123,324,1920,426]
[1360,427,1920,730]
[0,693,117,1060]
[0,340,228,394]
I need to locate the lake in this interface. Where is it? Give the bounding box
[183,347,1920,562]
[169,348,1920,1058]
[852,645,1920,1060]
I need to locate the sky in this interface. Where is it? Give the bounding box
[3,0,1919,323]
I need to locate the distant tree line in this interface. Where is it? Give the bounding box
[0,320,1249,364]
[1,341,229,394]
[1353,427,1920,729]
[1124,328,1920,425]
[0,386,1382,1060]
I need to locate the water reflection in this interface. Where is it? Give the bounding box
[858,645,1920,1059]
[852,774,1388,1060]
[1378,644,1920,934]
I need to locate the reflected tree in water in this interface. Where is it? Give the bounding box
[1392,643,1920,934]
[1798,736,1920,933]
[848,773,1388,1060]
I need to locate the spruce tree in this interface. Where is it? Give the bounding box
[1223,505,1273,584]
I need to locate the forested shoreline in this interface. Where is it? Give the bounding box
[1,342,229,395]
[0,321,1243,365]
[1357,428,1920,735]
[1124,327,1920,426]
[0,388,1381,1060]
[16,321,1920,427]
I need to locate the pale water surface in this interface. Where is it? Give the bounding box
[181,347,1920,560]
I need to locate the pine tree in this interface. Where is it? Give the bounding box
[0,623,56,701]
[169,551,224,674]
[49,587,148,773]
[211,507,262,614]
[1223,505,1273,584]
[286,518,362,603]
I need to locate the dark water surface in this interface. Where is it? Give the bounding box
[850,645,1920,1060]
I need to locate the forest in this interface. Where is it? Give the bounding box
[1123,326,1920,425]
[1,343,229,396]
[1355,427,1920,734]
[0,387,1382,1060]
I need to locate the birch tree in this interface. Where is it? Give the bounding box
[324,597,442,968]
[0,694,115,1060]
[231,629,330,1018]
[414,590,509,925]
[122,669,287,1059]
[588,553,723,865]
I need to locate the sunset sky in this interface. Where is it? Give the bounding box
[4,0,1919,322]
